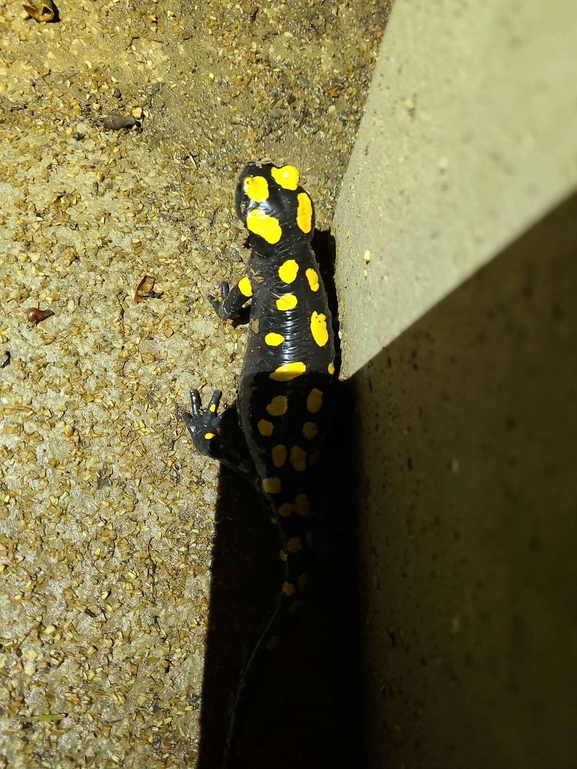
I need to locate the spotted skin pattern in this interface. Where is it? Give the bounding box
[184,162,335,763]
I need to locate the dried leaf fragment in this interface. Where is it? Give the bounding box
[134,276,162,303]
[22,0,57,23]
[102,113,138,131]
[26,307,54,325]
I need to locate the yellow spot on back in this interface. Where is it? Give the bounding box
[278,502,293,517]
[257,419,274,436]
[297,573,309,593]
[297,192,313,233]
[272,444,287,468]
[209,403,217,413]
[271,164,300,190]
[244,175,269,202]
[307,388,323,414]
[204,432,215,440]
[276,293,298,311]
[306,268,319,292]
[328,362,335,375]
[279,550,288,562]
[282,582,296,597]
[287,536,303,554]
[267,395,288,416]
[265,332,285,346]
[247,209,282,244]
[238,276,253,297]
[290,445,307,472]
[270,361,306,381]
[266,634,280,651]
[302,422,318,440]
[294,494,310,516]
[262,477,281,494]
[310,311,329,347]
[278,259,299,284]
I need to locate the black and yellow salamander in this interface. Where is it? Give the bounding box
[184,162,336,764]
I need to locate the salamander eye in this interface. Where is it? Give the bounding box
[235,182,250,223]
[236,163,268,222]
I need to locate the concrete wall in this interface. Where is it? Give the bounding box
[335,0,577,378]
[333,1,577,767]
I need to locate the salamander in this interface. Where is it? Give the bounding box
[184,162,336,764]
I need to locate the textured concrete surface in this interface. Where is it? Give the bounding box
[335,0,577,379]
[355,195,577,769]
[0,1,389,766]
[332,0,577,767]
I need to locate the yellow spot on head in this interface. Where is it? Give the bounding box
[265,332,285,346]
[282,582,296,597]
[271,164,300,190]
[271,444,287,468]
[297,572,309,593]
[279,550,288,562]
[244,175,269,203]
[297,192,313,234]
[276,293,298,311]
[262,477,281,494]
[270,361,306,381]
[278,259,299,284]
[294,494,310,516]
[238,276,253,297]
[278,502,293,517]
[328,362,335,375]
[266,634,280,651]
[287,536,303,554]
[267,395,288,416]
[290,445,307,472]
[257,419,274,436]
[310,311,329,347]
[307,388,323,414]
[204,432,215,440]
[306,268,319,292]
[247,208,282,244]
[302,422,318,440]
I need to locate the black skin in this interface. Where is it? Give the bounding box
[183,162,336,767]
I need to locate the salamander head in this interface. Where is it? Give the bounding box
[235,162,315,255]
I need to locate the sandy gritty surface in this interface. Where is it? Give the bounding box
[0,0,388,765]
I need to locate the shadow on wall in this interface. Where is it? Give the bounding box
[351,190,577,769]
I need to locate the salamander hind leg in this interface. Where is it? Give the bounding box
[183,388,255,480]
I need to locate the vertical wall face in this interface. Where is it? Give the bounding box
[335,0,577,379]
[354,201,577,769]
[333,1,577,767]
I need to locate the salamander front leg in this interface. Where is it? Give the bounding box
[209,275,253,320]
[183,388,256,482]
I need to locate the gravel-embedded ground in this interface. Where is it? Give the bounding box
[0,0,389,766]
